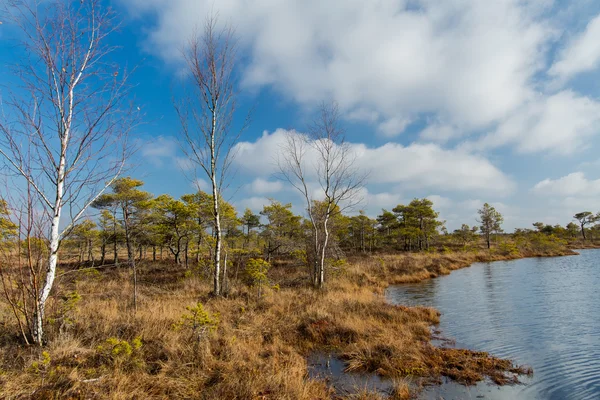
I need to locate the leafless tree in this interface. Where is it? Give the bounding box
[0,182,48,346]
[174,16,248,296]
[0,0,138,345]
[278,102,365,288]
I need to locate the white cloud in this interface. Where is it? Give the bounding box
[377,117,411,137]
[116,0,600,230]
[346,108,379,123]
[530,184,600,221]
[550,13,600,81]
[346,110,411,138]
[563,196,600,212]
[121,1,600,157]
[458,199,484,211]
[119,0,551,131]
[419,123,461,143]
[533,172,600,197]
[139,136,178,167]
[366,191,403,209]
[354,188,404,212]
[233,130,284,175]
[234,129,515,195]
[427,195,453,209]
[469,91,600,155]
[247,178,283,194]
[138,136,198,170]
[236,196,269,213]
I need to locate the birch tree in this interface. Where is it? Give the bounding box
[174,17,248,296]
[278,102,364,288]
[0,0,137,344]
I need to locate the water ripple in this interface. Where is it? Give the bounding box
[386,249,600,400]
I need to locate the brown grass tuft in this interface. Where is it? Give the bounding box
[0,249,547,399]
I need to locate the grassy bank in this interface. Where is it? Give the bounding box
[0,247,574,399]
[354,246,577,286]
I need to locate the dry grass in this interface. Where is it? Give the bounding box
[350,247,576,286]
[0,248,555,399]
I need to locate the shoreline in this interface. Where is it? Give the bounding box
[0,246,590,399]
[381,246,599,399]
[351,246,578,289]
[366,246,588,398]
[327,246,583,396]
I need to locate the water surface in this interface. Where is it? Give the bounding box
[307,352,393,395]
[386,249,600,400]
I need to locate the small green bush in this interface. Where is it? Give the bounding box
[290,249,307,266]
[497,241,519,256]
[29,351,51,374]
[96,337,143,369]
[327,258,348,278]
[174,302,219,340]
[245,258,271,297]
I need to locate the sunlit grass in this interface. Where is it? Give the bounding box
[0,248,556,398]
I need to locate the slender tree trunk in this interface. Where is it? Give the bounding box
[100,242,106,265]
[234,256,241,282]
[123,207,137,313]
[113,238,118,266]
[360,227,365,253]
[211,168,222,295]
[318,215,330,289]
[33,153,67,345]
[222,251,228,295]
[88,238,93,262]
[152,245,156,261]
[33,194,62,344]
[310,214,320,288]
[185,241,189,269]
[195,219,203,264]
[113,207,119,266]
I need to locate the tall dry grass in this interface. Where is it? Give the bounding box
[0,248,553,399]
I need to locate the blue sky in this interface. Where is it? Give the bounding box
[3,0,600,231]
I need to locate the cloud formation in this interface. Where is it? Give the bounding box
[533,172,600,197]
[247,178,283,195]
[120,0,553,133]
[531,172,600,219]
[471,91,600,155]
[234,129,515,195]
[550,14,600,81]
[118,1,600,229]
[139,136,178,167]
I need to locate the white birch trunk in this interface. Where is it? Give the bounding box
[319,215,330,289]
[34,150,66,344]
[211,109,222,296]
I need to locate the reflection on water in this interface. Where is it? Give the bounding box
[386,249,600,400]
[306,352,393,395]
